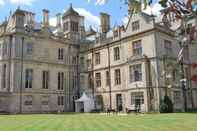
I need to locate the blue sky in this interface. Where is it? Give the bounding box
[0,0,162,30]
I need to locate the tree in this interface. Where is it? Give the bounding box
[88,0,196,14]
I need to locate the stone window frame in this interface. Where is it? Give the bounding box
[58,48,64,60]
[114,69,121,85]
[132,20,140,31]
[132,40,142,56]
[42,71,49,89]
[114,46,120,61]
[130,92,144,105]
[26,42,33,55]
[58,72,64,90]
[25,69,33,89]
[129,64,142,82]
[58,96,64,106]
[95,52,100,65]
[95,72,101,88]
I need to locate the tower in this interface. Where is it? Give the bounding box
[12,7,25,32]
[62,4,84,41]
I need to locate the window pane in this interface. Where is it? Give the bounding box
[132,40,142,56]
[115,69,121,85]
[114,47,120,61]
[95,52,100,65]
[132,21,140,31]
[95,72,101,87]
[26,43,33,55]
[130,64,142,82]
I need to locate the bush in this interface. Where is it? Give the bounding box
[159,95,173,113]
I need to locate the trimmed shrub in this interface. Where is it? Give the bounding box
[159,95,173,113]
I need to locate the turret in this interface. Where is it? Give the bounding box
[62,3,84,41]
[12,7,25,30]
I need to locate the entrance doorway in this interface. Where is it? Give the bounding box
[116,94,123,112]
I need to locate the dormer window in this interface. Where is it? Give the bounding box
[132,20,140,31]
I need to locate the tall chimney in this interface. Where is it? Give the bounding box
[56,13,61,28]
[42,9,49,28]
[100,12,110,33]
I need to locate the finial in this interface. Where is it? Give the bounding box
[70,3,73,9]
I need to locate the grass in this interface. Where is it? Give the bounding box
[0,113,197,131]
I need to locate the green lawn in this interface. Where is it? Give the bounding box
[0,113,196,131]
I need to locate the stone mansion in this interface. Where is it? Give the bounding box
[0,4,197,113]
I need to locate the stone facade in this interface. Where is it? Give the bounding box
[79,13,197,112]
[0,5,196,113]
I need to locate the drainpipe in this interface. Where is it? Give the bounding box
[107,44,112,110]
[76,54,80,98]
[19,37,24,114]
[68,45,71,111]
[8,35,13,92]
[91,48,96,109]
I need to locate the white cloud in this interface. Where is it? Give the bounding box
[10,0,36,6]
[49,17,56,27]
[95,0,107,5]
[0,0,4,6]
[143,3,163,16]
[75,8,100,30]
[87,0,107,6]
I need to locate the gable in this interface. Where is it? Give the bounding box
[123,13,154,37]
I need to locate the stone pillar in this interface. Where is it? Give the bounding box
[56,13,61,28]
[100,12,110,33]
[42,9,49,28]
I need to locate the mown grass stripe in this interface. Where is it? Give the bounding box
[0,113,196,131]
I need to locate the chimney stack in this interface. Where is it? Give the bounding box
[56,13,61,28]
[100,12,110,33]
[42,9,49,28]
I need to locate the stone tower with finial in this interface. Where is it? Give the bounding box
[62,3,85,41]
[12,6,25,32]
